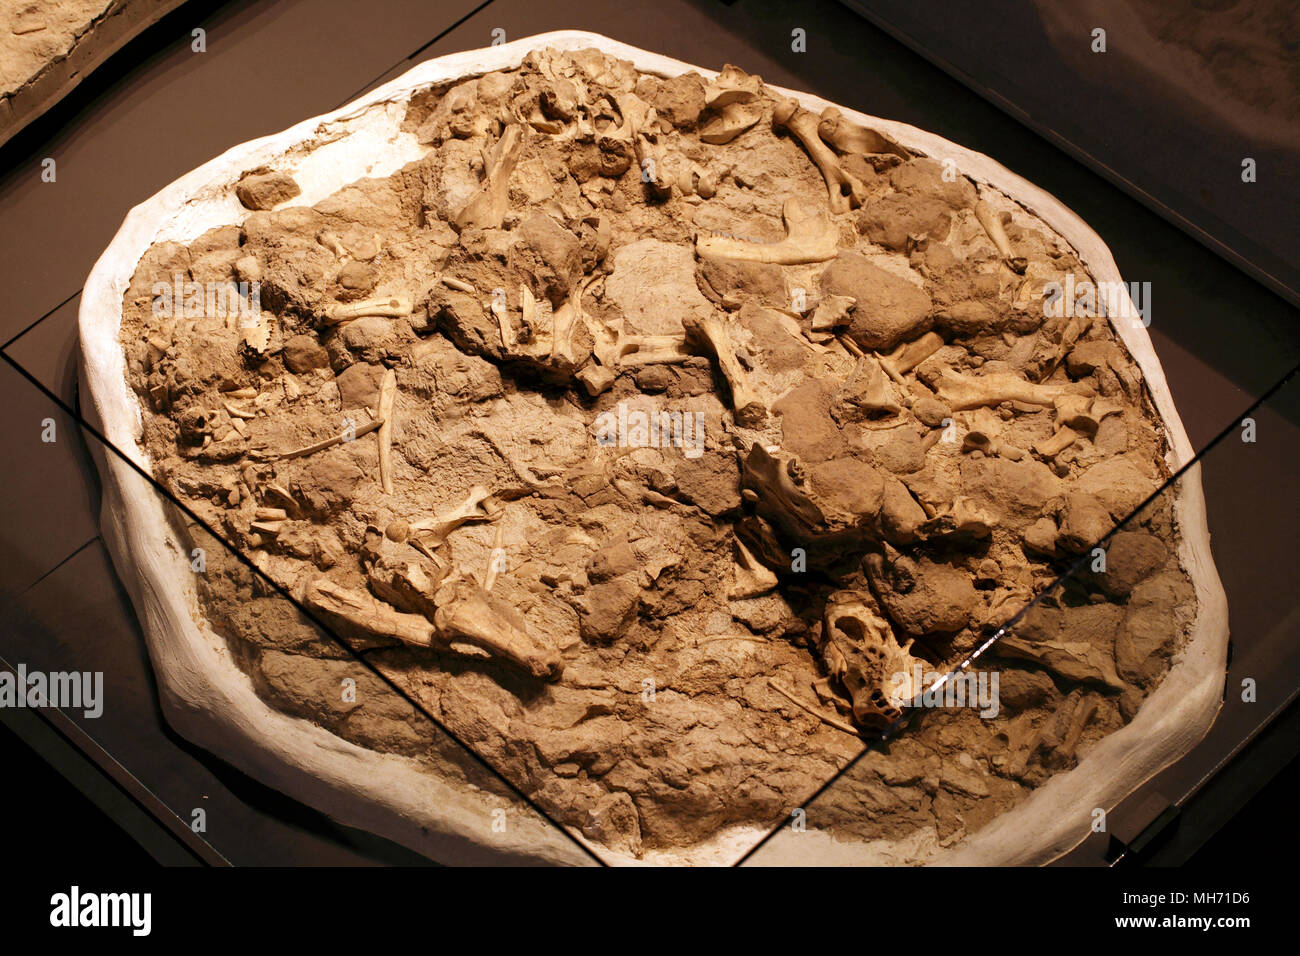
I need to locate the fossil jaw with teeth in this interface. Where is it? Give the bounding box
[696,198,840,265]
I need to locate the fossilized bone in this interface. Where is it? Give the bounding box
[1035,425,1077,458]
[551,275,597,369]
[974,190,1027,274]
[730,535,778,599]
[741,445,827,544]
[492,288,518,350]
[933,368,1085,411]
[767,678,858,735]
[684,312,766,426]
[611,331,694,367]
[816,107,911,160]
[880,331,944,385]
[1054,393,1123,436]
[917,495,998,540]
[441,275,475,294]
[432,575,562,680]
[365,535,447,621]
[810,293,855,333]
[377,369,397,495]
[960,429,1025,461]
[322,295,413,326]
[699,64,764,145]
[695,198,840,265]
[837,354,904,423]
[821,590,926,728]
[773,98,869,214]
[407,485,501,553]
[276,416,384,460]
[305,578,433,647]
[454,123,525,232]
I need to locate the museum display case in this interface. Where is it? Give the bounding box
[0,0,1294,871]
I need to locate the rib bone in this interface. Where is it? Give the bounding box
[377,368,397,494]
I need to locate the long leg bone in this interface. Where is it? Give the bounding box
[773,98,869,213]
[696,197,840,265]
[933,369,1084,411]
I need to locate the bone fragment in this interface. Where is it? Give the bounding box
[882,331,944,380]
[1035,425,1078,458]
[441,276,475,294]
[305,579,433,647]
[1059,694,1099,762]
[686,313,766,426]
[816,107,911,159]
[731,536,778,599]
[974,193,1027,274]
[433,576,561,680]
[699,65,764,145]
[454,123,525,232]
[408,486,500,548]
